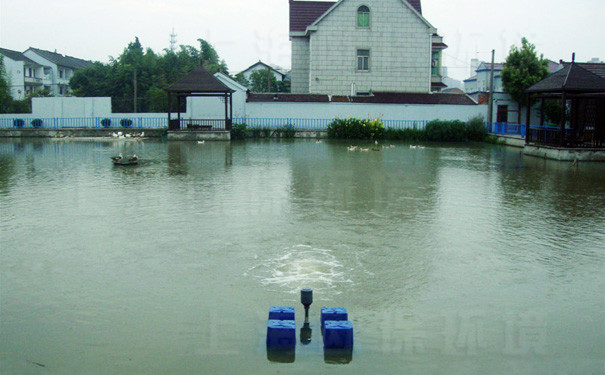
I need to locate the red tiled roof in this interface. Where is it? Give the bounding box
[247,92,477,105]
[290,0,422,34]
[407,0,422,14]
[290,1,336,33]
[247,93,331,102]
[352,92,477,105]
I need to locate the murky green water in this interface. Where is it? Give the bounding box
[1,139,604,374]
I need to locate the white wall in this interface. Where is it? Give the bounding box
[32,97,112,117]
[245,101,486,123]
[2,57,25,99]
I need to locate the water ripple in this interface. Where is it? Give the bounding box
[248,244,353,294]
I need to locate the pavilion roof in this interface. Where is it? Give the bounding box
[166,66,234,94]
[526,63,605,93]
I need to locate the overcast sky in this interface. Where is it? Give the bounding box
[1,0,603,80]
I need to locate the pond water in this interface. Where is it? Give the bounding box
[0,139,604,375]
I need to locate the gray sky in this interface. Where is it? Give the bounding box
[1,0,603,80]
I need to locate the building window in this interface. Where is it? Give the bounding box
[357,49,370,71]
[357,6,370,27]
[59,69,64,79]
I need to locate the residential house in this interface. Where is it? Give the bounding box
[0,47,48,99]
[23,47,93,97]
[239,61,290,84]
[289,0,447,95]
[463,61,517,122]
[464,59,565,124]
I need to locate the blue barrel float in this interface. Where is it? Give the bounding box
[268,306,295,321]
[266,306,296,349]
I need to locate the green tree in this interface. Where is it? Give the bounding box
[0,56,13,113]
[250,69,278,93]
[198,39,228,74]
[69,37,231,112]
[501,38,550,108]
[233,72,250,88]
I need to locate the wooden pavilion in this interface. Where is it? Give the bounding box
[165,66,234,131]
[525,61,605,148]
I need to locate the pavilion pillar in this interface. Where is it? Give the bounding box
[177,95,182,130]
[224,93,229,131]
[525,93,531,145]
[560,92,566,146]
[229,93,233,130]
[167,93,172,129]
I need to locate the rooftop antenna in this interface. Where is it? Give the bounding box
[170,28,178,52]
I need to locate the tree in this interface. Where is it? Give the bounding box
[250,69,278,93]
[198,39,228,74]
[501,38,550,115]
[69,37,231,112]
[0,56,13,113]
[233,72,250,88]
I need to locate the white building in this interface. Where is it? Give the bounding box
[239,61,289,84]
[289,0,447,95]
[23,48,93,97]
[0,47,48,100]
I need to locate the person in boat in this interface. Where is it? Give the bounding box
[110,153,123,161]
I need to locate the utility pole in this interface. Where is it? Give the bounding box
[133,68,137,113]
[487,49,495,127]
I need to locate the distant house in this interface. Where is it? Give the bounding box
[0,47,48,100]
[23,47,93,97]
[239,61,290,84]
[289,0,447,95]
[464,59,563,124]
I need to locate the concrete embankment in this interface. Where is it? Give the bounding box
[0,128,167,138]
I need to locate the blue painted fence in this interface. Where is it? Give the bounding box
[491,122,527,137]
[0,117,168,129]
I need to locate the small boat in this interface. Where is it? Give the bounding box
[112,154,138,166]
[110,153,123,162]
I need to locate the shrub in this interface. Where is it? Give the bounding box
[13,119,25,128]
[120,118,133,128]
[276,124,296,139]
[327,117,384,139]
[383,127,425,141]
[101,118,112,128]
[231,123,248,140]
[425,120,468,141]
[31,119,43,128]
[466,116,487,141]
[262,127,272,138]
[250,127,263,138]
